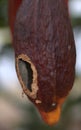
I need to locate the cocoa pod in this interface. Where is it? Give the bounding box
[8,0,22,34]
[13,0,76,125]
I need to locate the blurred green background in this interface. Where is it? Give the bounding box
[0,0,81,130]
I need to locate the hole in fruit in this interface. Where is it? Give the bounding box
[18,59,33,92]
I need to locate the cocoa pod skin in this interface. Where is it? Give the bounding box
[8,0,22,34]
[13,0,76,125]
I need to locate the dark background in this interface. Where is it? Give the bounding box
[0,0,81,130]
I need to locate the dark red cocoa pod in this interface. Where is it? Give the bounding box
[13,0,76,125]
[8,0,22,34]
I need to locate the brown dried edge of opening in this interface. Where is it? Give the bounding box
[16,54,39,99]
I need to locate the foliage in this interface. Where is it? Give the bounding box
[0,0,8,27]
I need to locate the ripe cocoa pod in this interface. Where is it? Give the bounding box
[13,0,76,125]
[8,0,22,34]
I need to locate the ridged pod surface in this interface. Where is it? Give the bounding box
[13,0,76,125]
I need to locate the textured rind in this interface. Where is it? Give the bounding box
[14,0,76,112]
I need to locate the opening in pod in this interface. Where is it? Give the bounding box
[16,54,38,99]
[18,59,33,92]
